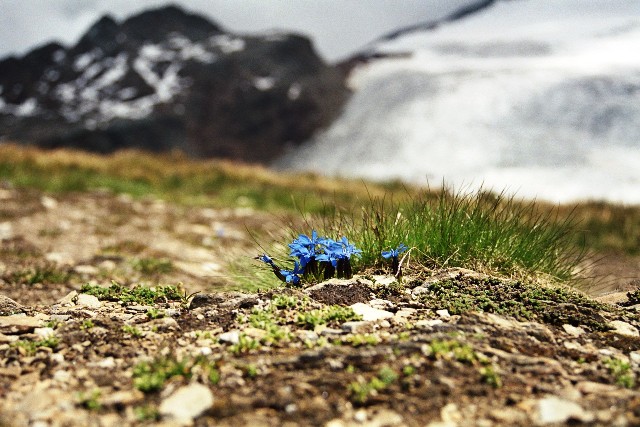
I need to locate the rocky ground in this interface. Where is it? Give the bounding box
[2,188,640,426]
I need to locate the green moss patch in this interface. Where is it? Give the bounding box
[419,273,613,331]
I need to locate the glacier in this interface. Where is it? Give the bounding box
[277,0,640,204]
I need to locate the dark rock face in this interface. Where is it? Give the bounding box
[0,5,348,163]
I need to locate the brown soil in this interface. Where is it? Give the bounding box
[2,188,640,426]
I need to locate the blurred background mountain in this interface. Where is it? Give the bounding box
[1,0,639,203]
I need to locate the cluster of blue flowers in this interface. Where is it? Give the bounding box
[258,233,410,285]
[257,230,362,286]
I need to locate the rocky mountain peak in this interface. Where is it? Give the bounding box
[0,5,348,163]
[119,5,223,45]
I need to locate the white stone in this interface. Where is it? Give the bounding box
[535,396,593,425]
[415,319,443,328]
[97,357,116,369]
[218,330,240,344]
[53,369,72,382]
[563,341,582,350]
[57,291,78,305]
[609,320,639,337]
[369,298,395,310]
[353,409,367,422]
[395,308,417,318]
[74,265,99,275]
[341,321,373,334]
[440,403,463,423]
[76,293,101,308]
[630,351,640,364]
[350,303,394,321]
[379,320,391,328]
[159,383,214,423]
[0,222,13,240]
[562,324,585,337]
[40,195,58,209]
[45,252,74,266]
[436,309,451,318]
[371,275,398,286]
[34,327,55,339]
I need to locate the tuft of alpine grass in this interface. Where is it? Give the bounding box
[306,185,585,282]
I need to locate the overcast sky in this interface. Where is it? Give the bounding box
[0,0,475,62]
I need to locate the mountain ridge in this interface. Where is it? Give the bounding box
[0,4,348,163]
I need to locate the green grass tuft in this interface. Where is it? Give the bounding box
[80,282,185,305]
[304,185,585,281]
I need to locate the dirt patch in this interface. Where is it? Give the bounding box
[307,282,373,306]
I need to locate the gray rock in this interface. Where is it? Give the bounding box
[436,309,451,318]
[369,298,395,311]
[0,315,42,334]
[341,321,373,334]
[33,327,56,339]
[76,294,101,308]
[0,222,14,240]
[159,383,214,424]
[350,303,394,322]
[218,330,240,344]
[416,319,444,328]
[609,320,639,337]
[562,324,585,337]
[320,328,345,337]
[57,291,78,305]
[189,292,257,310]
[394,308,417,318]
[534,396,594,425]
[73,265,99,275]
[0,295,26,316]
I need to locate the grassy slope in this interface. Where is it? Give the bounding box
[1,143,639,284]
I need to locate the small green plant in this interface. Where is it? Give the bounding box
[44,319,61,329]
[228,334,261,354]
[271,294,301,309]
[80,282,185,305]
[132,355,219,393]
[11,336,59,356]
[81,319,95,330]
[243,364,258,379]
[427,339,478,363]
[146,308,165,319]
[344,334,381,347]
[604,358,635,388]
[480,365,502,388]
[122,325,143,337]
[243,307,292,344]
[134,405,160,421]
[296,305,362,329]
[9,263,70,285]
[131,257,173,276]
[402,365,416,376]
[348,366,398,404]
[77,389,101,411]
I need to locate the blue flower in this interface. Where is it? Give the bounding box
[288,243,315,267]
[257,254,274,265]
[289,230,323,267]
[381,244,408,260]
[338,236,362,259]
[280,261,303,285]
[290,230,320,251]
